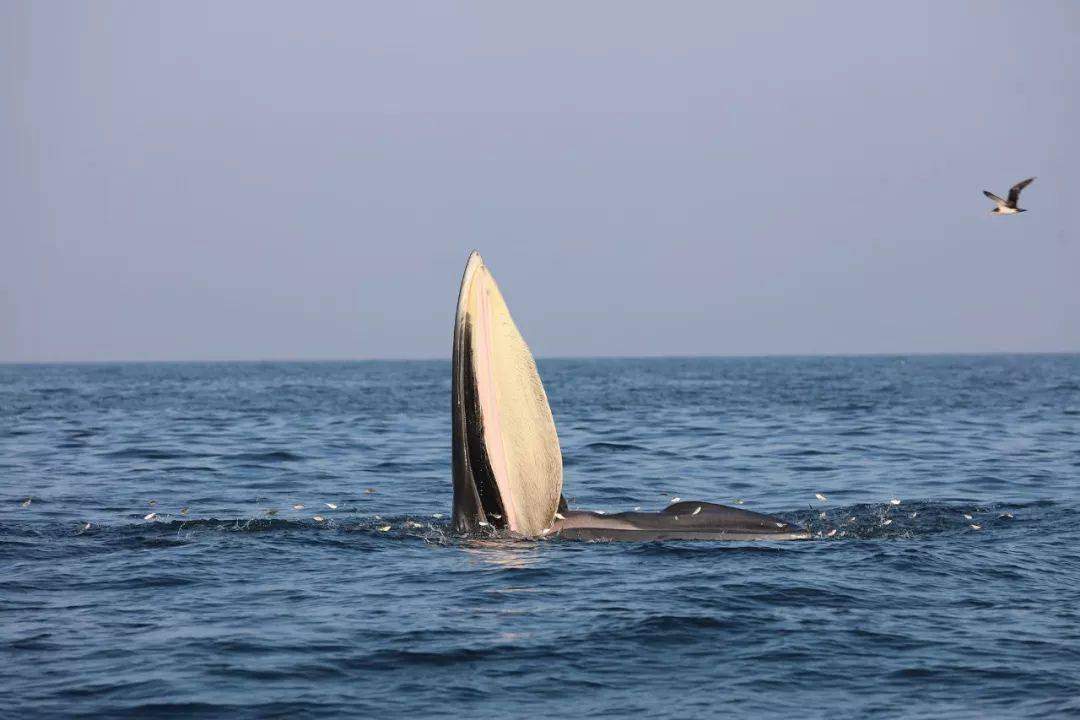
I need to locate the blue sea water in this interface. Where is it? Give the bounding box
[2,355,1079,719]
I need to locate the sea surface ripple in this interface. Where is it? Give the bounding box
[2,356,1079,718]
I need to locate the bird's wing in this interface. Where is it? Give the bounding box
[1007,177,1035,205]
[983,190,1007,206]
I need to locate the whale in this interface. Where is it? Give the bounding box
[451,251,810,541]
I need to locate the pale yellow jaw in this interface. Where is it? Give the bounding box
[454,252,563,537]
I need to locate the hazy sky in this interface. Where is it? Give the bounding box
[3,1,1077,361]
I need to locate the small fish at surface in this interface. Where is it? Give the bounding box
[364,488,377,494]
[670,497,681,504]
[910,512,918,518]
[144,512,157,521]
[734,499,745,505]
[883,518,892,526]
[815,493,828,502]
[692,506,702,516]
[21,498,32,508]
[432,513,443,519]
[999,512,1014,519]
[313,515,325,522]
[80,522,91,532]
[377,524,391,532]
[179,507,189,516]
[325,503,337,509]
[889,499,901,506]
[964,513,973,520]
[633,506,641,511]
[826,529,837,538]
[970,524,982,530]
[292,504,304,510]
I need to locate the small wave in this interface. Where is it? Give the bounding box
[100,447,211,460]
[777,448,833,457]
[221,450,306,462]
[581,442,649,452]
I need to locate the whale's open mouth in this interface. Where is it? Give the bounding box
[451,252,563,537]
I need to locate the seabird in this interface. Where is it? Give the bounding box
[983,177,1035,215]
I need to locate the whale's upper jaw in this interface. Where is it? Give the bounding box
[451,252,563,537]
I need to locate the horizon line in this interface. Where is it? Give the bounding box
[2,349,1079,366]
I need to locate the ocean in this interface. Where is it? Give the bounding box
[2,355,1079,718]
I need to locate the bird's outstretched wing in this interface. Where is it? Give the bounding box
[983,190,1006,207]
[1007,177,1035,205]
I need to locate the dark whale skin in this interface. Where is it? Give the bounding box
[548,501,811,541]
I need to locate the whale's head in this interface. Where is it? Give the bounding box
[451,252,563,538]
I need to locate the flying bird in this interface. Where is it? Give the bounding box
[983,177,1035,215]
